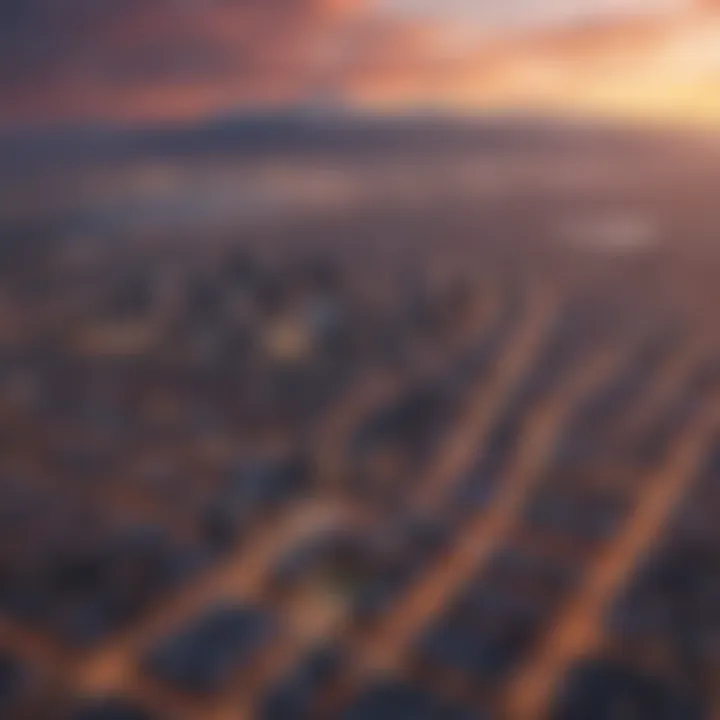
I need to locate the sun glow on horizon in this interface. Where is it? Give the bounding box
[347,7,720,127]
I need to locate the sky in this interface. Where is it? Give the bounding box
[381,0,684,29]
[0,0,718,127]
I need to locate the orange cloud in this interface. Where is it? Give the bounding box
[344,5,720,124]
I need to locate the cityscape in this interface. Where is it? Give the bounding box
[1,1,720,718]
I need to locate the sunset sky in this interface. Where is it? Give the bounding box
[0,0,718,127]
